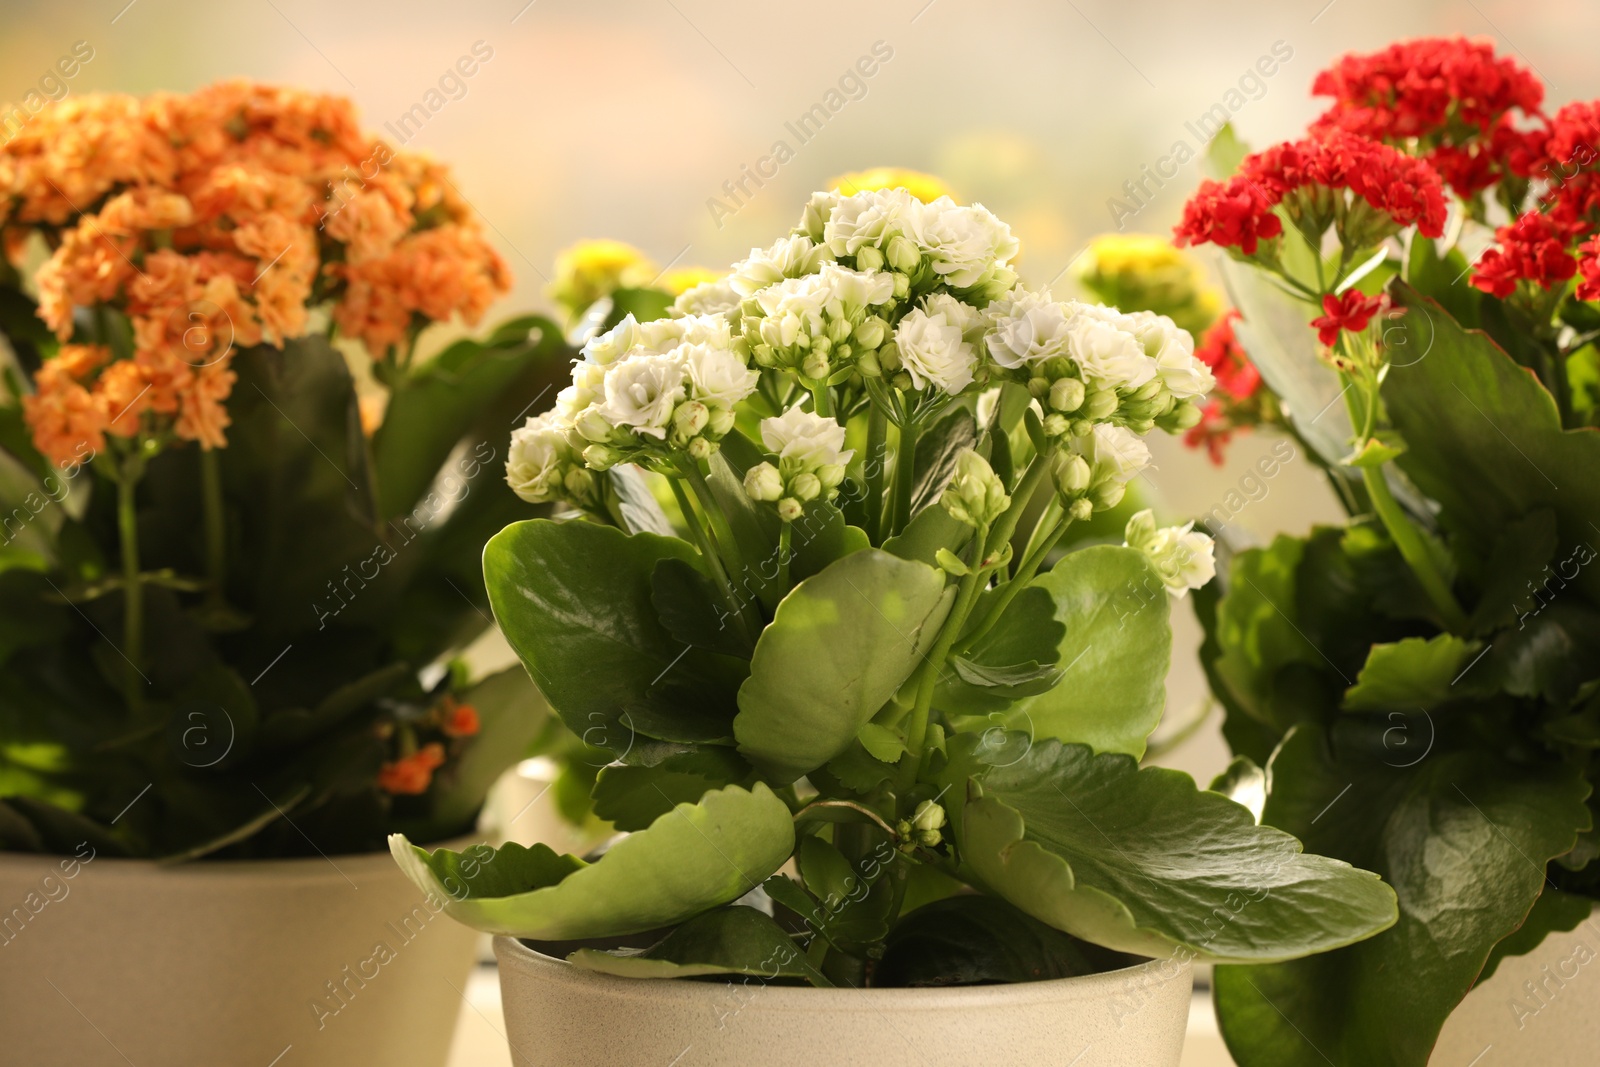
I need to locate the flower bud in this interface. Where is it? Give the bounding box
[857,350,883,377]
[673,400,709,437]
[911,799,946,848]
[1070,418,1095,438]
[855,316,888,349]
[877,341,902,372]
[777,497,804,522]
[816,463,846,490]
[892,273,911,299]
[582,443,621,471]
[744,462,783,502]
[1090,480,1127,510]
[802,352,831,381]
[934,547,969,576]
[575,408,614,443]
[791,472,823,502]
[1042,413,1069,438]
[564,467,596,501]
[1084,390,1119,421]
[686,436,712,461]
[707,406,737,436]
[855,244,885,271]
[1067,497,1094,521]
[887,236,920,273]
[1048,377,1085,413]
[1053,453,1092,495]
[1027,376,1050,398]
[1162,400,1203,431]
[1123,508,1158,551]
[940,449,1010,528]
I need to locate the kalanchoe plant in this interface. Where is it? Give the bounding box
[1174,36,1600,1067]
[391,187,1397,989]
[0,83,565,859]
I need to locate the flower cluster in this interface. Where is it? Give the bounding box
[1122,509,1217,597]
[1183,310,1271,465]
[377,695,481,796]
[743,407,855,521]
[8,82,510,465]
[1310,36,1545,197]
[1176,131,1448,261]
[546,238,718,323]
[509,189,1219,528]
[1077,233,1224,338]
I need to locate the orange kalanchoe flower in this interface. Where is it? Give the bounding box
[7,80,511,465]
[439,697,481,739]
[378,743,447,796]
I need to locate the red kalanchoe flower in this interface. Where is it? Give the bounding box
[1311,36,1543,143]
[1184,400,1235,467]
[1470,213,1581,298]
[1310,290,1388,347]
[1575,237,1600,301]
[1194,311,1261,400]
[378,742,446,796]
[439,697,481,739]
[1173,177,1283,255]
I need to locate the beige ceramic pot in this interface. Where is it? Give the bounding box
[494,934,1193,1066]
[0,836,482,1067]
[1430,907,1600,1065]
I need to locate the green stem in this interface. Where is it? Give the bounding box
[863,405,888,544]
[670,476,754,643]
[888,420,921,538]
[116,459,145,708]
[809,381,832,418]
[199,449,226,603]
[777,523,792,594]
[960,514,1072,655]
[1339,372,1469,633]
[680,461,766,632]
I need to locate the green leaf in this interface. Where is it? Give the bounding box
[389,783,795,939]
[1212,535,1324,737]
[877,895,1129,987]
[882,502,973,569]
[1213,723,1593,1067]
[1341,635,1483,712]
[941,585,1065,715]
[591,748,752,832]
[1491,602,1600,705]
[1403,237,1481,329]
[734,549,952,783]
[605,287,675,328]
[1384,283,1600,605]
[1210,756,1267,823]
[484,519,744,749]
[856,722,906,763]
[909,408,979,516]
[705,429,783,611]
[936,735,1398,964]
[609,465,676,537]
[1467,509,1558,636]
[1342,435,1405,469]
[371,315,568,519]
[787,501,871,585]
[651,556,753,659]
[1479,887,1595,983]
[567,906,823,982]
[1204,123,1250,179]
[996,546,1172,758]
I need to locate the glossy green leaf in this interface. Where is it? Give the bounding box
[936,735,1397,963]
[787,501,871,585]
[877,895,1129,987]
[651,556,753,659]
[389,784,794,939]
[567,905,823,982]
[591,748,752,832]
[484,519,743,749]
[1341,635,1483,712]
[881,502,973,569]
[909,408,980,515]
[1467,509,1558,636]
[1213,723,1592,1067]
[940,586,1064,715]
[734,549,952,783]
[998,546,1172,758]
[1212,535,1324,737]
[1384,284,1600,605]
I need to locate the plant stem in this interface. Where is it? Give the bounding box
[900,521,991,780]
[960,514,1072,654]
[809,381,832,418]
[669,475,755,643]
[777,522,792,593]
[863,405,888,544]
[888,419,921,538]
[116,457,145,708]
[1339,372,1469,632]
[199,448,226,603]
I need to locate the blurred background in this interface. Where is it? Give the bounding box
[7,0,1596,787]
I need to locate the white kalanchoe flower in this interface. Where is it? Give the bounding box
[985,288,1075,369]
[797,190,840,242]
[914,198,1020,289]
[1122,310,1213,399]
[760,405,854,471]
[599,352,686,440]
[823,188,920,257]
[506,413,589,506]
[581,314,644,366]
[638,313,734,353]
[556,360,609,421]
[895,296,979,395]
[1076,423,1151,509]
[683,343,759,410]
[1068,309,1158,391]
[1123,509,1216,598]
[670,279,741,319]
[729,235,832,297]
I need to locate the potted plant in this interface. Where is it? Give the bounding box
[0,82,566,1067]
[1169,36,1600,1067]
[391,183,1399,1066]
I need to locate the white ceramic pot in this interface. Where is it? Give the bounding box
[494,934,1193,1066]
[1430,907,1600,1065]
[0,837,482,1067]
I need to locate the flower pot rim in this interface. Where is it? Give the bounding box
[0,831,482,884]
[493,932,1191,1010]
